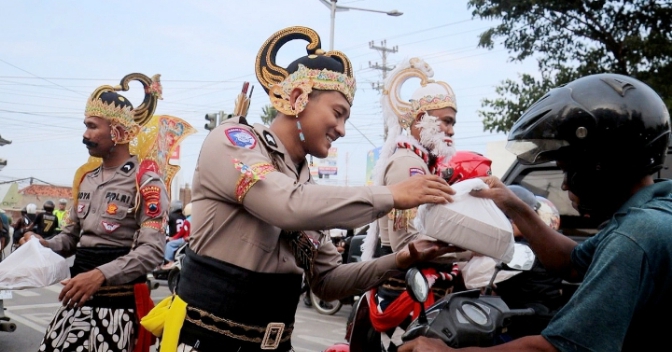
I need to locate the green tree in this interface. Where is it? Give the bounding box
[468,0,672,133]
[260,104,277,126]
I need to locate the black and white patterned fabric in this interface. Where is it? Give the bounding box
[38,305,136,352]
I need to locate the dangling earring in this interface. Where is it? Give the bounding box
[296,114,305,142]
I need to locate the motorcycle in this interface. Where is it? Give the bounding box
[308,227,371,315]
[331,244,542,351]
[0,290,16,333]
[400,243,547,348]
[151,242,187,293]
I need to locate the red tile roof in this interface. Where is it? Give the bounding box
[19,184,72,198]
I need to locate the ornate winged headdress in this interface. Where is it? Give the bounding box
[255,26,357,116]
[84,73,163,144]
[74,73,195,203]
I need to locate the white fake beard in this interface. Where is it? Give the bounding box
[416,113,456,159]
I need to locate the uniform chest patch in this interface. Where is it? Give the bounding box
[77,204,86,213]
[225,128,257,149]
[101,221,120,233]
[409,167,426,176]
[106,203,118,215]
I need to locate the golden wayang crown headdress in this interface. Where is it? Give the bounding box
[383,57,457,130]
[73,73,195,203]
[85,73,163,144]
[255,26,357,116]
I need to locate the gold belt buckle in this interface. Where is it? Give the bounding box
[261,322,285,350]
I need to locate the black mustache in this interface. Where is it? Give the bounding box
[82,138,98,148]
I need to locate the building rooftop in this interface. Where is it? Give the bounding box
[19,184,72,198]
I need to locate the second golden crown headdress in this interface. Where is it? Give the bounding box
[85,73,163,144]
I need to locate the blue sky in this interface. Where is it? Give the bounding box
[0,0,537,190]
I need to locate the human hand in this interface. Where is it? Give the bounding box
[19,232,48,247]
[396,240,465,269]
[59,269,106,309]
[388,175,455,210]
[399,336,453,352]
[469,176,526,217]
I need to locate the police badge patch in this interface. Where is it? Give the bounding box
[140,185,161,217]
[409,167,426,176]
[101,221,120,233]
[106,203,118,215]
[120,161,135,174]
[225,127,257,149]
[263,130,277,147]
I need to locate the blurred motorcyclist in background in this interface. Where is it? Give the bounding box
[162,202,191,270]
[12,204,37,246]
[53,198,69,234]
[29,200,59,240]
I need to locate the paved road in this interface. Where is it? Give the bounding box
[0,282,351,352]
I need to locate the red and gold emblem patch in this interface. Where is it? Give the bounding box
[141,220,163,231]
[140,185,161,218]
[106,203,118,215]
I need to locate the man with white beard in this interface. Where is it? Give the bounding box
[361,57,463,351]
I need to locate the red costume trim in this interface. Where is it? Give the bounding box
[367,268,438,332]
[133,283,155,352]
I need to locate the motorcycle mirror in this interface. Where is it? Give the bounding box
[505,243,536,271]
[405,268,430,325]
[405,268,429,303]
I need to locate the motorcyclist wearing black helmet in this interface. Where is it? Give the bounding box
[28,200,59,240]
[13,204,37,245]
[400,73,672,352]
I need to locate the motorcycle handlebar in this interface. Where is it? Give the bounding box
[506,308,536,317]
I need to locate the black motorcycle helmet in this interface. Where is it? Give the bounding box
[43,200,55,212]
[507,73,671,218]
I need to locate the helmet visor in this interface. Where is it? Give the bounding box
[506,139,569,165]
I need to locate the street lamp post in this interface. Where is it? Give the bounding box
[319,0,403,51]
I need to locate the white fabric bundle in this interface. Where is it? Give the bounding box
[0,237,70,290]
[415,178,515,263]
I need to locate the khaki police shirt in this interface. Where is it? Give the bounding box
[378,148,430,252]
[189,117,401,300]
[378,147,471,262]
[46,156,168,286]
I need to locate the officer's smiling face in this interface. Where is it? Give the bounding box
[83,116,115,157]
[300,90,350,158]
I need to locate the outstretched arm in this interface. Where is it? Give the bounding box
[471,176,579,281]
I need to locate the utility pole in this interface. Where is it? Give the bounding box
[0,134,10,172]
[369,40,398,92]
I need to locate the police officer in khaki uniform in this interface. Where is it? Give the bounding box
[142,27,458,352]
[360,57,466,351]
[373,57,460,255]
[22,73,185,352]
